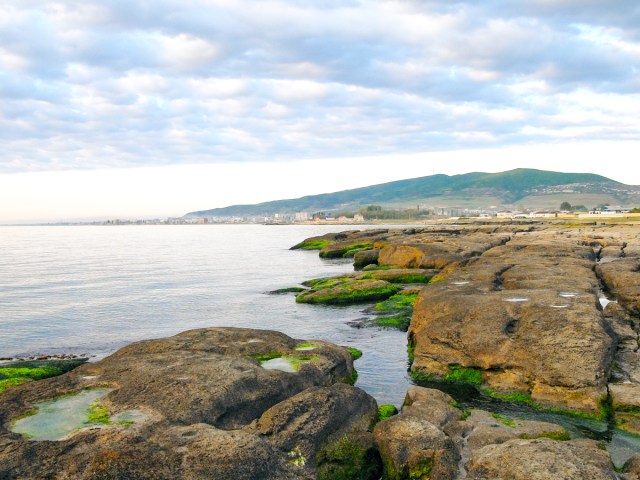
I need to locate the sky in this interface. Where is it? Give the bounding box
[1,0,640,222]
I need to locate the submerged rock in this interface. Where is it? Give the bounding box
[0,327,379,480]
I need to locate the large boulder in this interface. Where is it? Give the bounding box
[409,236,615,415]
[0,328,379,480]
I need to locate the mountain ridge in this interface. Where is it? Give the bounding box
[185,168,638,218]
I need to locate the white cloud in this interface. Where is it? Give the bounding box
[1,0,640,221]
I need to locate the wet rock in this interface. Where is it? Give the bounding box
[296,277,399,305]
[0,328,375,480]
[354,249,380,269]
[361,268,438,284]
[465,438,617,480]
[609,383,640,434]
[464,410,569,451]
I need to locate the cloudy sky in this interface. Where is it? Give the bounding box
[1,0,639,222]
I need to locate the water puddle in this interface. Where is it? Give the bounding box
[549,305,570,309]
[12,389,111,441]
[559,292,578,298]
[504,298,529,302]
[258,355,319,373]
[261,357,298,373]
[11,388,146,441]
[452,281,469,286]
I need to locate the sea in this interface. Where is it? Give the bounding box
[0,224,411,405]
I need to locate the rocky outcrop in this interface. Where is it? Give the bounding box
[409,235,615,414]
[373,386,606,480]
[0,328,379,480]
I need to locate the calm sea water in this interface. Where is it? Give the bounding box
[0,225,411,405]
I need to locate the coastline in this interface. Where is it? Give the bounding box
[2,219,640,479]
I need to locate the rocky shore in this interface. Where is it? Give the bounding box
[2,221,640,479]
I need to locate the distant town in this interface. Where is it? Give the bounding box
[59,204,640,226]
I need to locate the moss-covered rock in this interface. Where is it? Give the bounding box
[316,433,382,480]
[296,278,399,305]
[367,292,418,331]
[353,249,380,270]
[320,243,375,259]
[0,359,85,394]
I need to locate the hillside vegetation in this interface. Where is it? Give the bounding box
[185,168,636,218]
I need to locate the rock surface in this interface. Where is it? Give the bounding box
[373,386,602,480]
[0,327,378,480]
[465,438,617,480]
[409,234,615,414]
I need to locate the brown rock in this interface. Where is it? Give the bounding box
[409,235,614,414]
[0,327,376,480]
[374,414,460,480]
[597,258,640,315]
[465,438,617,480]
[623,454,640,480]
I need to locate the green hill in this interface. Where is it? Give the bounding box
[185,168,637,218]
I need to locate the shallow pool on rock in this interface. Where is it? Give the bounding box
[12,388,112,441]
[258,355,319,373]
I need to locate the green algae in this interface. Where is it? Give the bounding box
[270,287,306,294]
[0,377,30,392]
[408,458,434,480]
[87,402,110,425]
[491,412,515,427]
[442,365,483,385]
[374,293,418,313]
[0,365,64,393]
[296,278,399,305]
[295,342,319,351]
[291,239,330,250]
[371,315,411,331]
[369,293,417,331]
[346,347,363,360]
[316,434,382,480]
[377,404,398,421]
[0,359,86,394]
[319,243,374,259]
[520,430,571,441]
